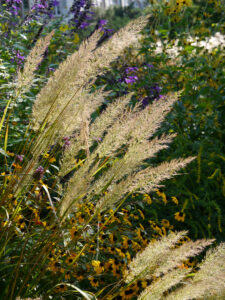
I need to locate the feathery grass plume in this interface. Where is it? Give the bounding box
[137,268,190,300]
[91,134,176,198]
[166,243,225,300]
[154,239,214,277]
[97,157,194,211]
[89,93,132,144]
[32,16,149,134]
[59,93,132,177]
[17,31,54,94]
[127,156,195,193]
[60,93,177,214]
[125,231,188,283]
[16,15,148,198]
[60,93,195,215]
[32,29,101,132]
[95,93,178,158]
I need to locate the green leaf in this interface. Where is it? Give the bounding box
[0,148,9,157]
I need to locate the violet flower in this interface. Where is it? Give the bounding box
[63,136,71,148]
[11,50,25,66]
[4,0,22,16]
[141,84,163,107]
[125,75,138,85]
[125,67,138,74]
[69,0,93,30]
[15,154,24,162]
[33,166,45,180]
[146,63,154,68]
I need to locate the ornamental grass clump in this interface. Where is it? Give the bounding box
[0,15,225,300]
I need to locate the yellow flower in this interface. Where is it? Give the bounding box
[109,233,116,244]
[48,261,61,273]
[138,209,145,220]
[59,24,69,32]
[126,251,131,262]
[49,157,56,163]
[55,284,67,293]
[76,212,85,223]
[70,218,76,225]
[171,196,179,205]
[120,288,135,299]
[174,211,186,222]
[70,227,78,239]
[66,253,77,266]
[131,240,141,251]
[161,219,170,228]
[92,260,104,274]
[6,151,14,157]
[156,190,167,204]
[12,163,22,169]
[65,271,71,280]
[116,248,126,258]
[15,215,26,229]
[143,193,152,204]
[88,244,96,254]
[122,236,129,249]
[135,228,143,240]
[89,276,99,287]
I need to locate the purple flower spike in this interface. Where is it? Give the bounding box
[35,166,45,174]
[63,136,71,148]
[79,22,89,29]
[146,63,154,68]
[125,67,138,74]
[52,0,59,6]
[99,19,108,26]
[16,154,24,162]
[33,166,45,180]
[125,76,138,85]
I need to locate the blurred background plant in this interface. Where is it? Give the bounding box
[92,0,225,241]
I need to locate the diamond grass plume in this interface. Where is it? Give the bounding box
[60,93,178,214]
[32,16,149,136]
[126,233,216,300]
[89,94,132,144]
[138,268,190,300]
[154,238,214,277]
[124,231,188,283]
[60,92,195,215]
[91,134,176,198]
[17,31,54,94]
[59,93,132,177]
[95,93,178,158]
[166,243,225,300]
[96,156,194,211]
[17,16,149,197]
[32,30,101,132]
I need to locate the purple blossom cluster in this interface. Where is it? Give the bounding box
[4,0,22,16]
[30,0,60,19]
[34,166,45,180]
[95,19,114,46]
[15,154,24,162]
[69,0,93,30]
[124,66,139,85]
[63,136,71,149]
[10,50,25,66]
[141,84,163,107]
